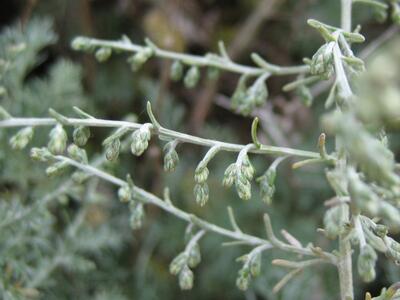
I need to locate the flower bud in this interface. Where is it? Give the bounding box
[30,147,52,162]
[223,163,237,187]
[9,126,34,150]
[170,60,184,81]
[127,48,153,71]
[323,205,348,239]
[257,167,276,205]
[67,144,88,163]
[231,75,248,111]
[131,125,151,156]
[235,175,252,201]
[118,183,132,203]
[310,42,334,78]
[72,171,89,184]
[188,243,201,268]
[48,124,67,154]
[193,183,209,207]
[71,37,93,52]
[129,203,144,230]
[236,268,250,291]
[240,155,254,181]
[95,47,112,62]
[184,66,200,88]
[179,265,194,290]
[73,126,90,147]
[250,253,261,277]
[246,76,268,108]
[169,253,188,275]
[46,161,69,177]
[357,244,377,283]
[105,138,121,161]
[163,147,179,172]
[194,166,209,184]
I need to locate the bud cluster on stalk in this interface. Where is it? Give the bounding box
[231,75,268,116]
[163,141,179,172]
[169,241,202,290]
[48,124,68,154]
[9,126,34,150]
[235,251,262,291]
[223,154,254,201]
[73,126,90,147]
[130,124,152,156]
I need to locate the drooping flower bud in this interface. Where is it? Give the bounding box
[118,183,132,203]
[194,166,209,184]
[194,183,209,207]
[169,252,188,275]
[257,167,276,205]
[48,124,68,154]
[170,60,184,81]
[129,203,145,230]
[105,138,121,161]
[188,243,201,268]
[95,47,112,62]
[249,252,261,277]
[357,244,377,283]
[9,126,34,150]
[163,146,179,172]
[184,66,200,88]
[179,265,194,290]
[131,124,151,156]
[127,48,153,71]
[223,163,237,188]
[73,126,90,147]
[310,42,334,79]
[67,144,88,163]
[236,267,250,291]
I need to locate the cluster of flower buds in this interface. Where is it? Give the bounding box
[223,154,254,201]
[310,42,334,79]
[95,47,112,63]
[163,141,179,172]
[231,75,268,116]
[67,144,88,164]
[127,47,154,72]
[131,124,152,156]
[73,126,90,147]
[323,204,348,239]
[257,165,277,205]
[193,165,210,206]
[9,126,34,150]
[235,251,262,291]
[48,124,67,154]
[169,246,201,290]
[105,138,121,161]
[357,244,377,283]
[169,60,202,88]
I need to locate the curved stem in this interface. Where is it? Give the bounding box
[0,116,322,159]
[77,37,309,77]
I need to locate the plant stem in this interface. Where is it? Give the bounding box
[78,37,309,77]
[337,1,354,299]
[0,116,322,159]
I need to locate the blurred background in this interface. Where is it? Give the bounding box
[0,1,399,299]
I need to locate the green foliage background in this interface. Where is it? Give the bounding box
[0,1,399,299]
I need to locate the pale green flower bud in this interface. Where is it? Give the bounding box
[207,67,220,80]
[323,205,348,239]
[71,37,93,52]
[129,203,145,230]
[357,244,377,283]
[73,126,90,147]
[170,60,184,81]
[179,265,194,290]
[48,124,68,154]
[231,75,248,111]
[250,253,261,277]
[247,76,268,108]
[127,48,153,71]
[131,125,151,156]
[257,167,276,205]
[235,175,252,201]
[9,126,34,150]
[310,42,334,78]
[184,66,200,88]
[95,47,112,62]
[193,183,209,207]
[236,268,250,291]
[164,147,179,172]
[30,147,52,162]
[241,155,254,181]
[67,144,88,163]
[194,166,209,184]
[46,161,69,177]
[118,183,132,203]
[223,163,237,187]
[105,138,121,161]
[188,243,201,268]
[169,252,188,275]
